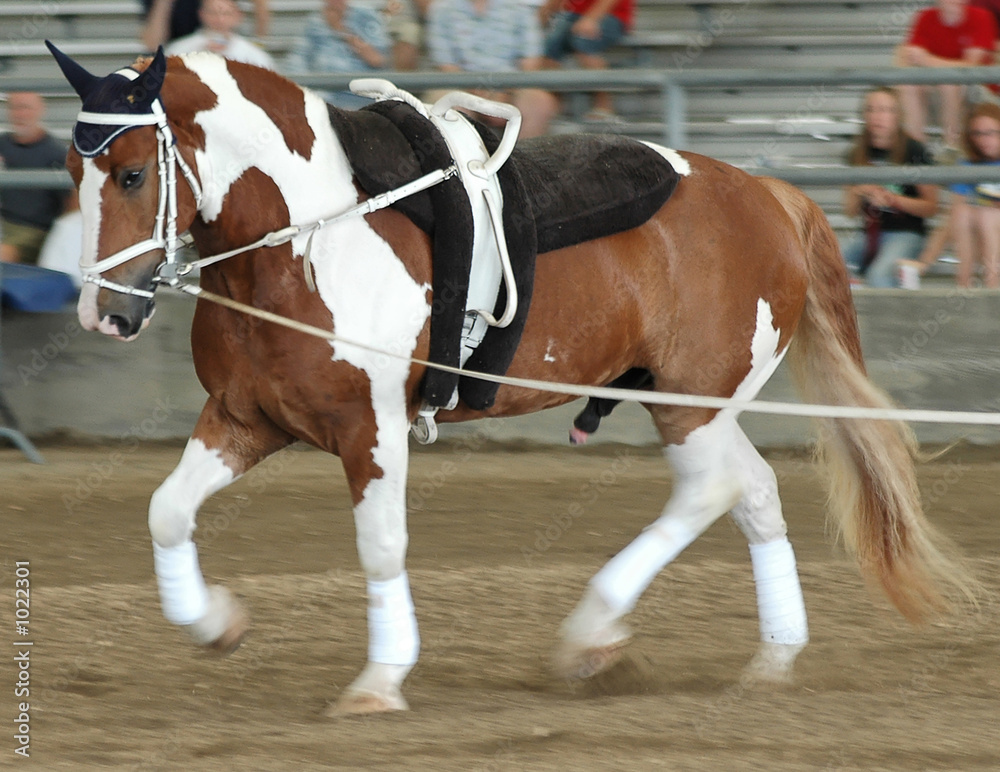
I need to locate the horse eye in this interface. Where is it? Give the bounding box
[120,169,145,190]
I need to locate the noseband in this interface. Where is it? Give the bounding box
[78,96,203,299]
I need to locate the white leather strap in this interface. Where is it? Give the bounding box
[77,111,160,126]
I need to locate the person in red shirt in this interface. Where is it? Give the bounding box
[972,0,1000,28]
[540,0,634,121]
[896,0,997,152]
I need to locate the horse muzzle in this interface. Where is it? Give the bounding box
[80,281,157,340]
[100,297,156,340]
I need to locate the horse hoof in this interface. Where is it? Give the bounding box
[741,642,806,686]
[188,586,248,654]
[552,637,631,681]
[569,427,590,446]
[326,690,409,717]
[206,612,248,655]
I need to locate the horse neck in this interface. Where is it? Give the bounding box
[177,55,358,265]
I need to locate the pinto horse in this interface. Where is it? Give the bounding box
[50,46,970,714]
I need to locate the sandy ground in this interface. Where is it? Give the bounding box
[1,441,998,771]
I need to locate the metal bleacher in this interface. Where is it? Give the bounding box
[0,1,925,235]
[1,0,896,155]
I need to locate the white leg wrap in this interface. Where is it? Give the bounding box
[367,572,420,666]
[591,520,696,616]
[153,540,210,626]
[749,537,808,645]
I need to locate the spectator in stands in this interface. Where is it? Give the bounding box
[142,0,270,50]
[283,0,391,108]
[896,0,997,156]
[540,0,633,121]
[0,93,75,266]
[166,0,275,69]
[284,0,391,74]
[426,0,559,138]
[386,0,430,71]
[904,102,1000,287]
[840,88,938,287]
[949,101,1000,287]
[973,0,1000,29]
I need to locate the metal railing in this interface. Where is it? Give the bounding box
[5,65,1000,187]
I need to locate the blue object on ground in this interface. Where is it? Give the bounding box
[0,263,78,312]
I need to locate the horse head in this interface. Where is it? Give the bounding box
[48,42,208,340]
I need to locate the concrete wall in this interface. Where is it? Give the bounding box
[2,288,999,448]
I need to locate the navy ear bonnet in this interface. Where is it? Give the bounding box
[46,41,167,157]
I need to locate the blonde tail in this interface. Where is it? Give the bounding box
[762,177,976,621]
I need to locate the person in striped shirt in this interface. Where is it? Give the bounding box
[426,0,559,137]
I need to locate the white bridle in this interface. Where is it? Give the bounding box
[78,78,520,321]
[75,88,457,300]
[78,92,203,299]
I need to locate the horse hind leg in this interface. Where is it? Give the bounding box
[555,408,743,679]
[728,427,808,684]
[148,397,293,652]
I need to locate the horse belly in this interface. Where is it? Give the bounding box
[442,232,654,421]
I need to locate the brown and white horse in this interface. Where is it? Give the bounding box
[50,47,970,714]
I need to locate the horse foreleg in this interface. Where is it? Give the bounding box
[148,396,292,652]
[555,412,743,679]
[728,427,808,684]
[330,404,418,716]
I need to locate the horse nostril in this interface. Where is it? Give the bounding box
[107,314,139,338]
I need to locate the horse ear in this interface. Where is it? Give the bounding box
[45,40,100,99]
[134,46,168,103]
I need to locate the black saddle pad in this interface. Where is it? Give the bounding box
[329,106,680,254]
[511,133,681,255]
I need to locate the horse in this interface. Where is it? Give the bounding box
[48,44,972,715]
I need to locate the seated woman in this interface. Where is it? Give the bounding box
[840,87,937,287]
[540,0,634,121]
[945,103,1000,287]
[905,103,1000,287]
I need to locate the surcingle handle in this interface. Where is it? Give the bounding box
[349,78,430,117]
[430,92,521,178]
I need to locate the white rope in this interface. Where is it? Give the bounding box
[165,281,1000,427]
